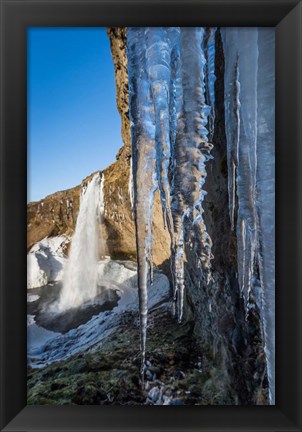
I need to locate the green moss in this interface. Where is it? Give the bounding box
[27,308,233,405]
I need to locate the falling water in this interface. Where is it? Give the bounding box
[58,173,104,311]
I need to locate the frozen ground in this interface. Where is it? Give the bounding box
[27,239,170,368]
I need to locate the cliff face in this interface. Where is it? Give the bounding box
[27,27,170,266]
[106,28,130,153]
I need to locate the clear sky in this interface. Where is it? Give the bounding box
[28,27,123,202]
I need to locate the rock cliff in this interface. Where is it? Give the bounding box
[27,28,170,267]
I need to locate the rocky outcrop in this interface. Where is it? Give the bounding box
[106,28,130,153]
[27,168,170,267]
[27,172,95,252]
[27,28,170,267]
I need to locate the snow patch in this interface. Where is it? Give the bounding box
[27,316,60,351]
[27,236,68,289]
[27,294,40,303]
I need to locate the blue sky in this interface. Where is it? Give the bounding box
[28,27,123,202]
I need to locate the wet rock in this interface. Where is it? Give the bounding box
[50,382,66,391]
[174,370,186,379]
[170,399,185,405]
[148,386,160,402]
[163,395,172,405]
[145,370,153,381]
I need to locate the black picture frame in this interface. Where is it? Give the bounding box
[0,0,301,430]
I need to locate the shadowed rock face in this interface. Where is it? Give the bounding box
[27,27,267,404]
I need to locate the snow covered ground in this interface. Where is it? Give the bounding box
[27,315,60,351]
[27,238,170,369]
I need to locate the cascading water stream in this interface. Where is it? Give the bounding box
[58,173,104,311]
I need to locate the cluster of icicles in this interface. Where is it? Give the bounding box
[127,26,216,377]
[222,28,275,404]
[127,27,275,404]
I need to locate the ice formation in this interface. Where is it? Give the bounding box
[58,173,104,311]
[127,26,275,401]
[222,28,275,403]
[128,156,134,210]
[127,27,215,378]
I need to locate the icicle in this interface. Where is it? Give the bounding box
[222,28,275,403]
[128,156,134,210]
[174,211,187,322]
[145,28,174,238]
[127,28,157,381]
[204,27,217,142]
[222,28,258,310]
[222,29,240,231]
[256,28,275,405]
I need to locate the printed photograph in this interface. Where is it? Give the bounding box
[27,27,275,405]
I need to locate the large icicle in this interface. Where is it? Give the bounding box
[145,28,174,236]
[256,28,275,405]
[203,27,217,142]
[222,28,240,230]
[222,28,275,404]
[171,27,213,321]
[128,156,134,211]
[222,28,258,310]
[127,28,157,380]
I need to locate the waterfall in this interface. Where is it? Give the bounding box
[58,173,104,311]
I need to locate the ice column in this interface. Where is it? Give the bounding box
[222,27,275,404]
[256,28,275,405]
[127,28,158,378]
